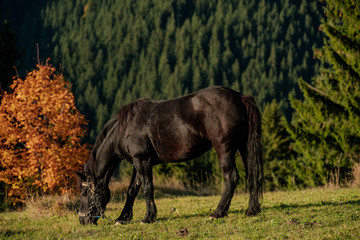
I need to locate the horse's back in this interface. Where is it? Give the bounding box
[147,86,247,162]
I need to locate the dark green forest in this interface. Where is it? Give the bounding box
[1,0,323,139]
[3,0,357,192]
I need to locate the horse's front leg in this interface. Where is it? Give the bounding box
[136,159,157,223]
[115,167,141,224]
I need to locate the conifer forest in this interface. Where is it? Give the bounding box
[1,0,359,199]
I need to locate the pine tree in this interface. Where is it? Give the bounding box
[262,100,294,190]
[288,0,360,186]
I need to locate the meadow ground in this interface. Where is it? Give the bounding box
[0,187,359,239]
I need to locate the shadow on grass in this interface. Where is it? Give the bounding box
[0,229,28,238]
[265,199,360,211]
[155,208,247,222]
[154,200,360,222]
[155,186,219,198]
[147,200,360,223]
[110,185,221,203]
[156,211,211,222]
[138,209,247,223]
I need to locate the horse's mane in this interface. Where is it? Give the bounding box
[117,98,151,130]
[84,98,151,177]
[84,117,119,176]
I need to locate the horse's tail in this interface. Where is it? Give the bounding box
[241,95,264,215]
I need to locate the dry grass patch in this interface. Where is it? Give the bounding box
[24,194,80,218]
[352,163,360,187]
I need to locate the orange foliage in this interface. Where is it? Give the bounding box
[0,60,90,204]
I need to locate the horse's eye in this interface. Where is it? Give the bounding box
[81,188,88,197]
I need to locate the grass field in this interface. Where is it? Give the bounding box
[1,187,359,239]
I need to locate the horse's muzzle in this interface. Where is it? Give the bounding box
[79,216,98,225]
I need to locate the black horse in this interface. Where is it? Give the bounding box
[77,86,263,225]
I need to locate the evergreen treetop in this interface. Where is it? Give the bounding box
[288,0,360,186]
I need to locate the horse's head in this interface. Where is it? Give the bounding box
[76,172,110,225]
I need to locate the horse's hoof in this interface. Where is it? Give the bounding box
[245,208,260,217]
[115,220,130,225]
[210,211,227,219]
[140,218,156,224]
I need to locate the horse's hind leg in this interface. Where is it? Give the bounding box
[211,148,239,219]
[115,167,142,224]
[239,145,261,216]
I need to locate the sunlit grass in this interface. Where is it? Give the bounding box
[1,187,359,239]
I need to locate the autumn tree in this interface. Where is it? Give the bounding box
[0,60,90,204]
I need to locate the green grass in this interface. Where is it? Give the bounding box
[1,187,359,239]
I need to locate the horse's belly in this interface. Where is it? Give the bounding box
[150,131,211,163]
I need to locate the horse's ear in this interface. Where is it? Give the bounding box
[76,171,86,181]
[76,171,86,189]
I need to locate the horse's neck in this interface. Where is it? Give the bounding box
[85,156,113,190]
[87,142,120,189]
[87,117,122,188]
